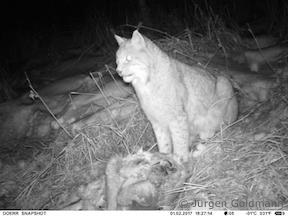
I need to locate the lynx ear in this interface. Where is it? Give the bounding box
[114,34,126,45]
[131,30,146,48]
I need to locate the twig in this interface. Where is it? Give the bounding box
[247,24,276,73]
[90,72,131,154]
[25,72,73,139]
[105,65,133,95]
[134,122,149,148]
[204,48,219,68]
[90,72,111,105]
[16,148,66,200]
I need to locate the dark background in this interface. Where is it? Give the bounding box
[0,0,282,30]
[0,0,287,78]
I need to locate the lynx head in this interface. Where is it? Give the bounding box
[114,30,159,85]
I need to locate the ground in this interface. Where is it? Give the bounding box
[0,27,288,210]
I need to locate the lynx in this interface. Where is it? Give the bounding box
[115,30,238,162]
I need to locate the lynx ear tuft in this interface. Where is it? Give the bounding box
[131,30,146,48]
[114,35,126,45]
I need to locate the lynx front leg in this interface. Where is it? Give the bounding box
[152,123,172,154]
[169,115,190,162]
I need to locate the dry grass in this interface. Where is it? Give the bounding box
[14,99,156,209]
[177,115,288,210]
[7,25,288,210]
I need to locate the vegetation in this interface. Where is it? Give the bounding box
[0,0,288,210]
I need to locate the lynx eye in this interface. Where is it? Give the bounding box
[126,55,132,62]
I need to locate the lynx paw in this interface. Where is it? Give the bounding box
[173,153,190,164]
[199,130,215,140]
[192,144,206,157]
